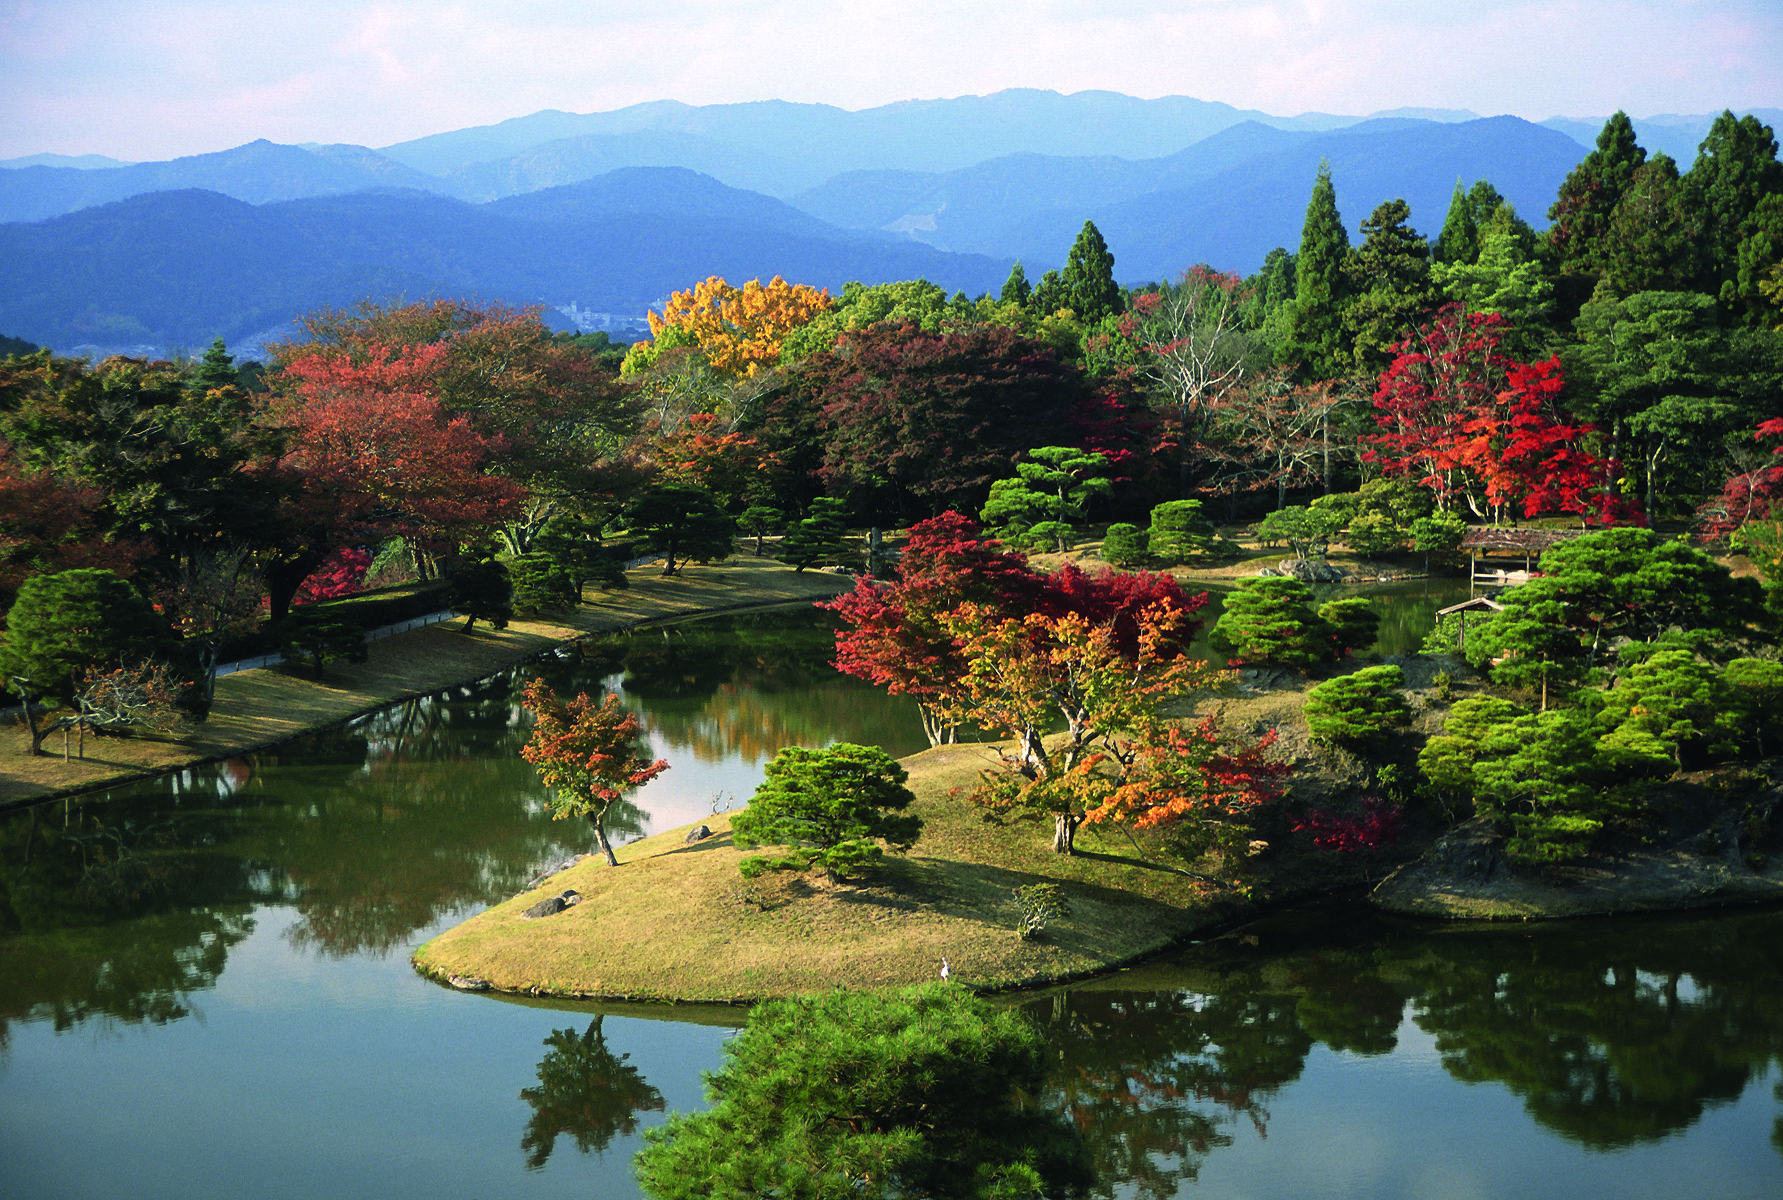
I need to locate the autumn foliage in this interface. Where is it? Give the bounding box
[519,678,668,867]
[1366,306,1630,522]
[645,275,833,377]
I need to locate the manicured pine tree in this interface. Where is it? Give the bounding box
[1207,576,1335,669]
[730,743,922,881]
[780,497,850,571]
[1303,665,1412,753]
[1285,160,1352,377]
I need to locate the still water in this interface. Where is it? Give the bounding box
[2,602,1779,1200]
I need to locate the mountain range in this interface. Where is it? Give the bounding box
[3,90,1778,358]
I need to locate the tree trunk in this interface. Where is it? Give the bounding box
[1051,813,1081,855]
[588,810,620,868]
[916,703,958,747]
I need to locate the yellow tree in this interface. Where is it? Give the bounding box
[638,276,833,377]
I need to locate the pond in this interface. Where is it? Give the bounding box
[2,601,1779,1200]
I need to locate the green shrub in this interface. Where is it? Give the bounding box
[1147,500,1221,564]
[1100,522,1150,568]
[731,744,921,881]
[1208,576,1333,668]
[1303,665,1412,752]
[508,553,577,614]
[634,984,1093,1199]
[1316,597,1380,657]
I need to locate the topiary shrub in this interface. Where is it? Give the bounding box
[1207,576,1334,668]
[1303,665,1412,753]
[1147,500,1220,565]
[1101,522,1150,569]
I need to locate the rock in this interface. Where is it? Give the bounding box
[684,824,712,844]
[1255,567,1283,577]
[446,974,490,991]
[1279,557,1348,583]
[522,895,567,919]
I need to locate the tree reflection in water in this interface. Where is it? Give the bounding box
[1019,903,1783,1194]
[519,1014,665,1170]
[1024,986,1310,1199]
[564,608,930,765]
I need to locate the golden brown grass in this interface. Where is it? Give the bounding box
[412,741,1233,1002]
[0,556,851,808]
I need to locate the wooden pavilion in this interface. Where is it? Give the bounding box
[1460,527,1589,595]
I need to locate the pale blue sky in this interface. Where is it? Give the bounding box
[3,0,1779,161]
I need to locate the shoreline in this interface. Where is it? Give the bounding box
[0,556,854,813]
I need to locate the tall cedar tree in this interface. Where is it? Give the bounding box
[1603,153,1700,294]
[1431,181,1480,265]
[1547,112,1647,275]
[1343,198,1436,375]
[519,679,668,867]
[1058,220,1125,324]
[1286,161,1351,377]
[1682,111,1783,309]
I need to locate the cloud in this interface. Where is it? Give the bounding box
[1,0,1778,160]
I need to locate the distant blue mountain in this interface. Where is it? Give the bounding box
[0,139,447,224]
[0,173,1012,355]
[792,116,1588,280]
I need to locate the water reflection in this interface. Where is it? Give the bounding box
[520,1014,666,1170]
[0,604,923,1042]
[1020,901,1783,1195]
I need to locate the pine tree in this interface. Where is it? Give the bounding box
[1682,110,1783,306]
[1432,181,1480,265]
[1285,161,1351,377]
[189,337,239,396]
[999,261,1032,305]
[1603,152,1699,294]
[1059,220,1124,323]
[730,743,922,881]
[1547,111,1647,275]
[1343,197,1435,374]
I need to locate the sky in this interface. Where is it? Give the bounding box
[2,0,1780,162]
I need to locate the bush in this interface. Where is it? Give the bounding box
[1101,522,1150,568]
[1147,500,1222,565]
[1303,665,1412,752]
[508,553,578,614]
[780,498,851,572]
[1207,576,1333,668]
[1316,597,1380,658]
[731,743,922,881]
[278,620,369,680]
